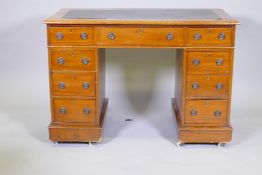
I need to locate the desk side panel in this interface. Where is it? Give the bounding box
[175,49,186,125]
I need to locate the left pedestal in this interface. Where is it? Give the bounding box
[46,26,106,142]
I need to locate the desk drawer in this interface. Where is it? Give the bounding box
[187,28,233,46]
[54,99,96,123]
[186,75,229,99]
[48,27,94,46]
[94,27,184,46]
[185,100,228,125]
[52,72,96,97]
[187,51,231,74]
[50,49,96,71]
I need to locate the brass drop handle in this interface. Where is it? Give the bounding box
[192,82,199,89]
[216,83,223,90]
[218,33,226,40]
[83,108,90,115]
[191,109,198,116]
[216,58,224,66]
[56,32,64,40]
[166,33,174,40]
[81,57,89,65]
[108,32,116,40]
[57,57,64,65]
[80,32,88,40]
[58,82,65,89]
[192,58,200,65]
[214,110,222,117]
[82,82,90,89]
[194,33,201,40]
[59,107,67,115]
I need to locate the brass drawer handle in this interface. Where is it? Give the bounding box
[59,107,67,115]
[80,32,88,40]
[57,57,64,65]
[82,82,90,89]
[81,57,89,65]
[214,110,222,117]
[216,58,224,66]
[192,58,200,65]
[216,83,223,90]
[218,32,226,40]
[191,109,198,116]
[166,33,174,40]
[194,33,201,40]
[56,32,64,40]
[58,82,65,89]
[192,82,199,89]
[108,32,116,40]
[83,108,90,115]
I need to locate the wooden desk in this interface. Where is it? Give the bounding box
[44,9,239,146]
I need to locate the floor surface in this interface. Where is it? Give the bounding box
[0,84,261,175]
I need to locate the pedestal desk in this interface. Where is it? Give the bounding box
[44,9,239,146]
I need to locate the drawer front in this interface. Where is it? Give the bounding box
[48,27,94,46]
[54,99,96,123]
[187,28,233,46]
[186,75,229,99]
[185,100,228,125]
[50,50,96,71]
[52,72,95,97]
[187,51,231,74]
[94,27,184,46]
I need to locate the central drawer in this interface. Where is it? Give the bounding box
[52,72,96,97]
[94,27,185,46]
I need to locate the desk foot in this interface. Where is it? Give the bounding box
[218,142,227,147]
[176,141,184,147]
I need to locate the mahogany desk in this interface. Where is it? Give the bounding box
[44,9,239,146]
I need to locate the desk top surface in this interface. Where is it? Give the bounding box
[44,9,239,25]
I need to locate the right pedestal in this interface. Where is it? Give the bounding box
[174,47,234,144]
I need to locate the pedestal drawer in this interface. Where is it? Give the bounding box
[187,51,231,74]
[50,49,96,71]
[186,75,229,99]
[187,27,233,46]
[52,72,96,97]
[185,100,228,125]
[48,27,94,46]
[54,99,96,123]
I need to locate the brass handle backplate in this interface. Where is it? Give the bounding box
[56,32,64,40]
[108,32,116,40]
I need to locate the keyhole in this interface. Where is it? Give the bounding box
[138,28,144,34]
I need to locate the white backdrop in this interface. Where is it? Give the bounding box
[0,1,262,175]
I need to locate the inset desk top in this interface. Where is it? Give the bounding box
[44,9,239,25]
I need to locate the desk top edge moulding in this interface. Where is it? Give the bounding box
[44,9,239,146]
